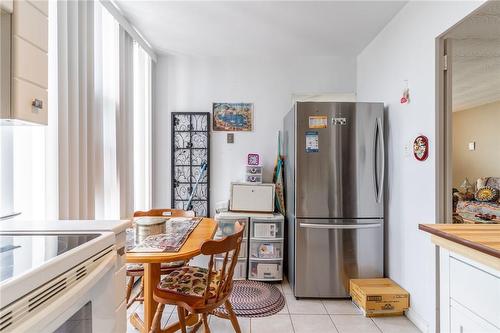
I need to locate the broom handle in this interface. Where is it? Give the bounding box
[186,162,208,212]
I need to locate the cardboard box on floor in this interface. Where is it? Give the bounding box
[350,278,409,317]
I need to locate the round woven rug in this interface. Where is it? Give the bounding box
[218,280,285,318]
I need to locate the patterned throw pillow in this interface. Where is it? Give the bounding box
[474,186,499,202]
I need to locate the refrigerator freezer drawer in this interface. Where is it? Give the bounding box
[230,183,275,212]
[294,218,384,298]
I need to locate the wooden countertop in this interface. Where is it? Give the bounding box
[419,224,500,259]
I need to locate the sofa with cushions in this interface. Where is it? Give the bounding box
[455,177,500,216]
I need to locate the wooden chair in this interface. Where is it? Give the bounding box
[149,222,244,333]
[126,208,196,308]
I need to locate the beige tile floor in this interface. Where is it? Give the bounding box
[127,279,421,333]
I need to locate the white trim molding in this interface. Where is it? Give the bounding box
[99,0,157,62]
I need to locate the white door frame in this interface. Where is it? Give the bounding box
[435,1,491,225]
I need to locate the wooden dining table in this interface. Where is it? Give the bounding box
[126,217,218,333]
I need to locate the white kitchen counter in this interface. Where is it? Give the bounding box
[0,219,131,234]
[0,219,131,332]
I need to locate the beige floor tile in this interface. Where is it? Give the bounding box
[277,299,290,314]
[372,316,421,333]
[285,294,327,314]
[291,314,338,333]
[209,315,250,333]
[130,303,175,328]
[251,314,295,333]
[281,280,294,295]
[330,315,381,333]
[322,300,362,315]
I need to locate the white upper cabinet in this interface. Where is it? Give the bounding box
[8,0,48,125]
[0,0,13,13]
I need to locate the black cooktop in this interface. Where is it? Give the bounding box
[0,234,99,284]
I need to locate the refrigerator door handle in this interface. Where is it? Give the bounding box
[299,222,382,229]
[374,117,385,203]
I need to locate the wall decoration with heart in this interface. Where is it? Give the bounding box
[413,135,429,161]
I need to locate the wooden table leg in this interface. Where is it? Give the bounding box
[143,263,161,333]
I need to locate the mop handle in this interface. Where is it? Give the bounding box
[186,162,208,211]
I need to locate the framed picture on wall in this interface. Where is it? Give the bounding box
[212,102,253,131]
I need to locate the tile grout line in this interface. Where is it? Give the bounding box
[370,317,384,333]
[288,313,297,333]
[327,314,341,333]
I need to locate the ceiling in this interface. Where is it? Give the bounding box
[114,1,407,57]
[448,2,500,112]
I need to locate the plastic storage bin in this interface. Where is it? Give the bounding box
[215,240,247,259]
[246,166,263,175]
[215,217,248,239]
[249,240,282,259]
[246,174,262,183]
[251,218,284,239]
[216,258,247,280]
[249,259,283,281]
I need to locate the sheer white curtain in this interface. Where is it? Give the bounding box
[133,43,152,212]
[56,0,101,219]
[117,27,134,218]
[54,0,140,220]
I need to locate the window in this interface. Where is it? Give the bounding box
[97,2,120,219]
[1,2,153,220]
[133,42,152,211]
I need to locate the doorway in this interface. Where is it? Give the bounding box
[437,1,500,224]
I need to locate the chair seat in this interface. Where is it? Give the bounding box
[158,266,220,298]
[126,260,185,272]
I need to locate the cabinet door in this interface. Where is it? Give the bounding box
[11,0,48,125]
[450,301,499,333]
[231,184,274,212]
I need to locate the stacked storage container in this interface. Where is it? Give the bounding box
[245,165,263,183]
[214,212,249,280]
[249,214,284,281]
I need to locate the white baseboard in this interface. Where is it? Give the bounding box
[406,308,431,333]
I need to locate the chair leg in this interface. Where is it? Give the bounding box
[224,300,242,333]
[149,303,165,333]
[190,320,203,333]
[125,276,134,304]
[127,277,144,308]
[138,277,144,303]
[202,313,211,333]
[177,306,188,333]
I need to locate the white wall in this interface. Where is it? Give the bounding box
[153,55,356,213]
[356,1,485,332]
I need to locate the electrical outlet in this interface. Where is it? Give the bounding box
[227,133,234,144]
[468,142,475,151]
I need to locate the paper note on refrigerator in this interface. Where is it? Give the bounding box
[305,131,319,153]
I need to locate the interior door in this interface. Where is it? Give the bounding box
[295,102,384,218]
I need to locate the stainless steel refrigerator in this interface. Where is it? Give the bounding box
[283,102,385,298]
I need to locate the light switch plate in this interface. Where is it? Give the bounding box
[468,142,475,151]
[403,143,411,157]
[227,133,234,144]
